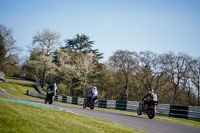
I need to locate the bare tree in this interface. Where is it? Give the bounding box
[189,58,200,105]
[0,24,20,72]
[164,53,190,105]
[109,50,138,100]
[32,29,60,55]
[136,51,169,97]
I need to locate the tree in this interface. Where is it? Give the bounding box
[109,50,138,100]
[64,34,103,60]
[32,29,60,55]
[74,52,96,96]
[136,51,169,101]
[189,58,200,105]
[0,24,20,75]
[30,29,60,87]
[59,34,103,96]
[164,53,190,105]
[0,34,6,69]
[26,50,57,81]
[64,34,93,52]
[55,48,96,97]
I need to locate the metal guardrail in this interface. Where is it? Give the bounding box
[25,90,45,99]
[188,106,200,121]
[26,90,200,121]
[157,104,170,116]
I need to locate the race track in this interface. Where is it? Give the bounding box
[0,88,200,133]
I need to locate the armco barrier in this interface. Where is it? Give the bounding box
[116,100,127,110]
[169,105,188,119]
[127,101,139,111]
[98,100,107,108]
[25,90,200,121]
[25,90,45,99]
[62,96,67,103]
[188,106,200,121]
[156,104,170,116]
[107,100,116,109]
[57,95,63,102]
[78,97,85,105]
[72,97,78,104]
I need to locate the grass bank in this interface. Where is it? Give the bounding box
[0,82,36,98]
[0,99,145,133]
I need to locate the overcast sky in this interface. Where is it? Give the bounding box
[0,0,200,61]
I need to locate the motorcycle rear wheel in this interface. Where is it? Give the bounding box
[90,101,94,110]
[83,102,87,109]
[137,109,142,115]
[49,97,53,104]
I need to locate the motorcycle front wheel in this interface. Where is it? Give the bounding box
[148,108,155,119]
[137,103,142,115]
[83,102,87,109]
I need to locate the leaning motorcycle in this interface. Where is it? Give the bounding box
[83,94,95,110]
[44,89,56,104]
[137,100,159,119]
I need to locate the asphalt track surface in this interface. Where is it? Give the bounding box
[0,88,200,133]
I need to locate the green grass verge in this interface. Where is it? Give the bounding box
[155,116,200,128]
[0,82,36,98]
[0,99,145,133]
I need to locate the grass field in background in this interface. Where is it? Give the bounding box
[0,99,145,133]
[0,77,200,128]
[4,76,35,84]
[0,82,36,97]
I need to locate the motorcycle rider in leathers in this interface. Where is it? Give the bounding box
[87,86,98,104]
[142,88,157,110]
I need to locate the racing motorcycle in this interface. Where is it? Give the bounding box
[137,100,159,119]
[83,93,97,110]
[44,89,56,104]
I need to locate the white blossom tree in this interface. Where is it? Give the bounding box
[28,29,60,87]
[56,48,96,96]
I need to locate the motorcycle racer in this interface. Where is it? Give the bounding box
[142,88,157,109]
[87,86,98,103]
[44,83,58,104]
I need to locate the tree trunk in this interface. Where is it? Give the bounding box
[172,87,177,105]
[124,74,129,101]
[83,79,86,97]
[42,68,46,88]
[187,85,193,105]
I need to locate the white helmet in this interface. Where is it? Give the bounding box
[54,83,57,91]
[93,86,97,91]
[54,83,57,87]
